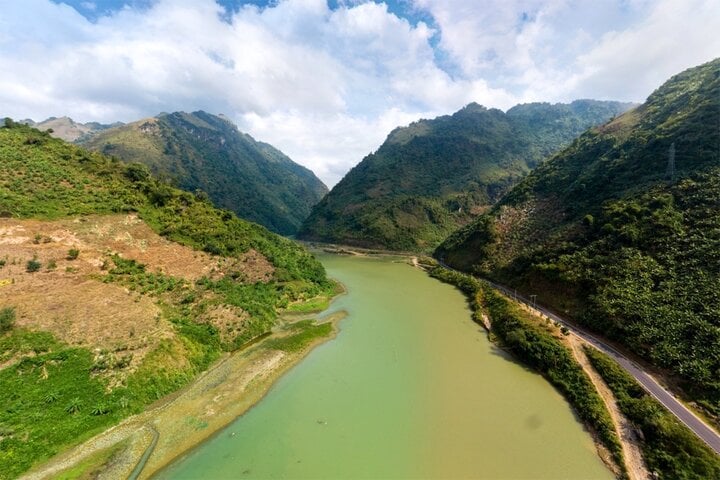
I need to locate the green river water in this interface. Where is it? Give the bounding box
[157,254,612,479]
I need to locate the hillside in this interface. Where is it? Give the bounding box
[438,58,720,419]
[20,117,122,142]
[299,100,633,251]
[0,121,334,478]
[81,111,328,235]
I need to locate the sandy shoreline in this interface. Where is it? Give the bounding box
[21,310,346,480]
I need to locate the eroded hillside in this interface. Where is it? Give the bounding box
[0,122,334,478]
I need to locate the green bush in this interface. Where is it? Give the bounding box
[66,249,80,260]
[26,258,42,273]
[0,307,15,334]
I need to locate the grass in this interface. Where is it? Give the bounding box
[285,296,331,314]
[53,440,129,480]
[264,320,333,353]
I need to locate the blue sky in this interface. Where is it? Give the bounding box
[3,0,719,185]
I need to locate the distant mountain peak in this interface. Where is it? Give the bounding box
[80,111,327,235]
[21,116,123,142]
[300,99,632,251]
[437,59,720,413]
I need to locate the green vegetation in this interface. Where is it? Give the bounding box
[438,59,720,420]
[0,307,15,334]
[285,296,331,314]
[25,258,41,273]
[0,328,219,479]
[300,100,632,251]
[0,121,335,477]
[0,123,329,288]
[584,346,720,479]
[66,248,79,260]
[428,267,626,475]
[81,111,328,235]
[264,320,333,353]
[53,440,129,480]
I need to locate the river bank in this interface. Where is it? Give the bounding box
[160,253,611,479]
[21,310,346,480]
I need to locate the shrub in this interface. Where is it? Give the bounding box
[0,307,16,333]
[65,397,82,414]
[44,391,59,404]
[91,403,109,416]
[66,249,80,260]
[26,258,41,273]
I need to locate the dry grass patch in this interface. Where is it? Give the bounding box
[199,305,250,344]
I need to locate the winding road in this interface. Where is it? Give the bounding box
[482,277,720,455]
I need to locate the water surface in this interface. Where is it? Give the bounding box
[158,254,612,479]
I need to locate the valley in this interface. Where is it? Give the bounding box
[0,10,718,476]
[156,254,613,480]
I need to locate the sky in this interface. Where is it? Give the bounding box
[0,1,718,186]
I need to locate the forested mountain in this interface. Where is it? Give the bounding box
[0,120,333,476]
[81,111,328,235]
[438,58,720,418]
[299,100,633,251]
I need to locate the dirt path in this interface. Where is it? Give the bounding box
[568,336,650,480]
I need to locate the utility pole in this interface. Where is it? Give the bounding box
[666,142,676,181]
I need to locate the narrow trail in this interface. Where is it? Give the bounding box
[568,336,650,480]
[20,313,344,480]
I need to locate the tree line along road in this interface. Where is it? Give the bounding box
[486,278,720,455]
[435,260,720,455]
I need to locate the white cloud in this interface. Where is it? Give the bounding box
[412,0,720,103]
[561,0,720,101]
[0,0,717,186]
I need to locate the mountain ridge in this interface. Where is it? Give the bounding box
[80,111,328,236]
[18,116,123,142]
[437,58,720,419]
[299,99,634,251]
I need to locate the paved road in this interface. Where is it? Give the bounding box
[484,278,720,455]
[434,260,720,455]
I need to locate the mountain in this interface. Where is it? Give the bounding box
[80,111,328,236]
[0,120,333,477]
[299,100,633,251]
[20,116,122,142]
[437,58,720,418]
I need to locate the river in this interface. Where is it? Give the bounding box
[157,254,612,479]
